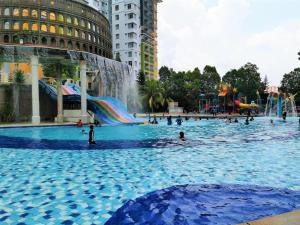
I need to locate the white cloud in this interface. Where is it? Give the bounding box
[158,0,300,85]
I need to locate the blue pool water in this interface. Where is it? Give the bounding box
[0,117,300,224]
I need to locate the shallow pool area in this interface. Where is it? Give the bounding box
[0,117,300,224]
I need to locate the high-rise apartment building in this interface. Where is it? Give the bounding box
[81,0,112,25]
[112,0,141,77]
[82,0,161,80]
[140,0,161,80]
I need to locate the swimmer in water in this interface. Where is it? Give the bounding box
[176,115,183,126]
[270,119,274,126]
[245,117,249,125]
[179,131,186,141]
[167,116,172,125]
[82,129,87,134]
[89,125,96,144]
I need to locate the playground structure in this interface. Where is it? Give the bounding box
[264,86,297,117]
[39,79,141,125]
[199,83,259,114]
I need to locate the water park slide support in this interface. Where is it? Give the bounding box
[39,81,140,125]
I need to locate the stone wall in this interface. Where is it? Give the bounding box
[0,84,57,122]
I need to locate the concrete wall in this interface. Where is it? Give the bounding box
[0,84,57,122]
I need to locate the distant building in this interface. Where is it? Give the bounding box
[80,0,112,26]
[112,0,141,77]
[140,0,162,80]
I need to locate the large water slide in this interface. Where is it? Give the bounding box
[39,80,141,125]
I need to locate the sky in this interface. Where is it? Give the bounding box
[157,0,300,85]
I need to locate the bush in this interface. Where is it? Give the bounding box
[14,70,25,84]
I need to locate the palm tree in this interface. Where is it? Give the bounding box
[142,79,164,112]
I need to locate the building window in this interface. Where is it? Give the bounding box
[88,34,91,41]
[87,22,91,30]
[58,26,64,34]
[116,34,119,39]
[4,35,9,43]
[50,12,56,21]
[92,24,96,32]
[128,13,135,19]
[67,27,72,36]
[4,8,10,16]
[75,29,79,37]
[115,5,119,11]
[41,24,47,32]
[13,22,20,30]
[22,9,29,17]
[128,51,132,57]
[128,61,132,66]
[58,14,64,22]
[116,43,120,49]
[13,9,20,17]
[74,17,79,26]
[81,32,86,39]
[22,22,29,30]
[115,15,119,20]
[32,23,38,31]
[41,11,47,19]
[115,24,119,30]
[50,25,56,33]
[128,4,132,9]
[80,19,85,27]
[66,16,72,24]
[31,10,38,18]
[4,21,10,29]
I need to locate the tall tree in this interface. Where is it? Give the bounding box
[280,68,300,104]
[223,63,263,102]
[142,79,164,112]
[200,65,221,94]
[159,66,172,83]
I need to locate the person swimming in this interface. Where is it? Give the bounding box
[152,116,158,124]
[270,119,274,126]
[77,119,83,127]
[250,116,254,121]
[283,111,287,121]
[167,116,172,125]
[176,115,183,126]
[179,131,186,141]
[89,125,96,144]
[234,118,238,123]
[245,117,249,125]
[81,129,87,135]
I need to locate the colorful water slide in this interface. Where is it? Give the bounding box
[39,80,141,125]
[234,100,258,109]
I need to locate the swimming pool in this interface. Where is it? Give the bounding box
[0,117,300,224]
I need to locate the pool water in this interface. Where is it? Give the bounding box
[0,117,300,224]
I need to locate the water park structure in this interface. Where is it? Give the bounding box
[0,0,137,125]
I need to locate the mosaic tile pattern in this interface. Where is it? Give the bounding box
[106,184,300,225]
[0,118,300,224]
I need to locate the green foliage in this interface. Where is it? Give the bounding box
[14,70,25,84]
[137,71,146,87]
[223,63,263,102]
[0,101,15,122]
[200,65,221,94]
[142,79,164,112]
[40,59,77,80]
[159,66,172,83]
[280,68,300,103]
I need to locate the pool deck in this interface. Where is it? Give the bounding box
[0,122,76,128]
[237,210,300,225]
